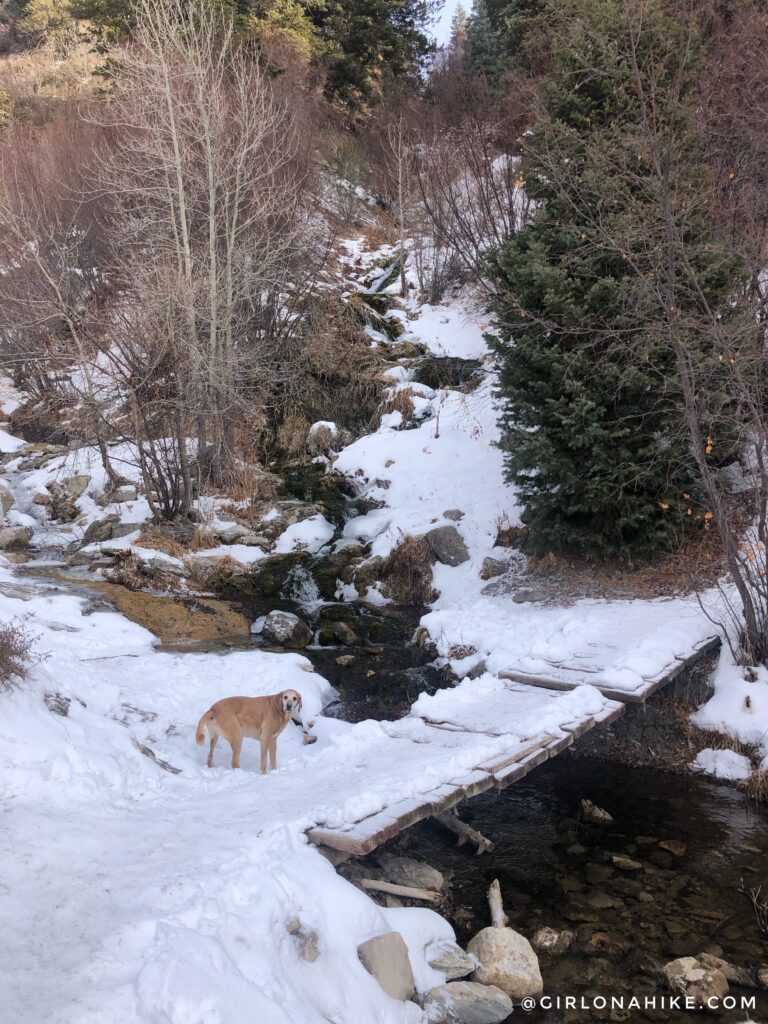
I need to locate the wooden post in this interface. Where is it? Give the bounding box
[488,878,508,928]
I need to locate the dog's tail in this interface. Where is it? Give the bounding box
[196,710,213,745]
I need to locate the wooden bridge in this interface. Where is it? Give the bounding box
[307,633,719,856]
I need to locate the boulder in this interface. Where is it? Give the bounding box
[0,482,15,516]
[663,956,728,1006]
[0,526,33,550]
[111,523,141,540]
[138,556,188,580]
[531,926,575,956]
[112,485,138,503]
[357,932,415,1001]
[83,515,120,545]
[512,588,547,604]
[262,610,312,648]
[468,926,543,1000]
[479,557,506,581]
[218,523,250,544]
[336,654,356,668]
[697,953,756,988]
[63,474,90,499]
[423,982,512,1024]
[426,940,476,980]
[426,525,469,567]
[332,620,361,646]
[376,854,444,892]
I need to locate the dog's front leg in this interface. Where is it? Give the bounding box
[259,739,269,774]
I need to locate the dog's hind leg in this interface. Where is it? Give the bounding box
[207,733,218,768]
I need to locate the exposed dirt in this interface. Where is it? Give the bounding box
[40,570,252,644]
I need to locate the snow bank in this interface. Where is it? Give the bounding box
[691,648,768,762]
[693,748,752,781]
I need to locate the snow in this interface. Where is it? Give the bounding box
[691,649,768,757]
[693,747,753,782]
[0,557,454,1024]
[0,426,25,453]
[402,301,491,360]
[336,378,517,572]
[274,514,335,554]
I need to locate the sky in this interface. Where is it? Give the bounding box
[433,0,463,46]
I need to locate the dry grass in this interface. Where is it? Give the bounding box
[375,389,414,429]
[361,215,396,251]
[0,618,37,689]
[135,523,217,558]
[744,767,768,804]
[0,40,101,122]
[380,533,435,606]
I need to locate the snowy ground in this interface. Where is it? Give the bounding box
[0,559,460,1024]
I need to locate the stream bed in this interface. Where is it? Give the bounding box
[394,756,768,1022]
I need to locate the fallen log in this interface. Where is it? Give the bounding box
[358,878,441,903]
[433,809,494,854]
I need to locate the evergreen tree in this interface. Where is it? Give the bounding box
[489,0,743,558]
[467,0,501,77]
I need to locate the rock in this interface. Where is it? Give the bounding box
[218,523,250,544]
[111,523,141,540]
[335,654,356,667]
[423,982,512,1024]
[44,693,71,717]
[357,932,415,1001]
[479,557,507,581]
[287,919,320,962]
[332,620,361,646]
[138,556,188,579]
[697,953,756,988]
[580,799,614,825]
[426,525,469,567]
[82,514,120,544]
[663,956,729,1006]
[512,588,548,604]
[240,532,271,548]
[32,491,51,506]
[376,854,444,892]
[63,474,90,499]
[659,840,686,857]
[531,926,574,956]
[112,485,138,503]
[579,929,629,960]
[443,509,465,521]
[0,482,15,516]
[426,940,476,980]
[0,526,33,550]
[610,854,643,872]
[467,926,543,1000]
[262,609,313,648]
[758,965,768,989]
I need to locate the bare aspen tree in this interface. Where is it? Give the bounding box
[101,0,317,490]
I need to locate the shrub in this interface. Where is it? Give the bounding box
[380,532,435,606]
[0,619,36,689]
